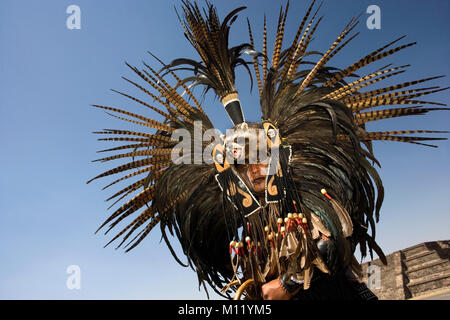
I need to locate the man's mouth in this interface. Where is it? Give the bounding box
[252,177,266,184]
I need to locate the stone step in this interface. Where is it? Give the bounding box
[402,240,450,259]
[435,240,450,249]
[406,260,450,280]
[407,270,450,297]
[403,250,441,269]
[402,243,431,259]
[409,287,450,300]
[406,257,449,273]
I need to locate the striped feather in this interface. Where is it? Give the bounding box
[149,52,207,117]
[142,61,198,115]
[271,2,289,70]
[102,166,165,191]
[87,155,171,184]
[96,143,162,154]
[126,62,192,118]
[262,14,268,82]
[322,35,408,87]
[367,130,449,136]
[93,129,171,142]
[247,19,263,99]
[333,69,407,100]
[281,0,316,80]
[294,16,359,95]
[120,75,192,123]
[123,189,189,252]
[140,69,193,117]
[92,148,174,163]
[102,111,174,133]
[362,134,447,147]
[353,107,446,124]
[342,76,446,104]
[97,137,170,145]
[323,65,410,100]
[109,88,178,123]
[342,86,441,105]
[104,207,156,248]
[124,216,161,252]
[287,12,323,81]
[350,97,446,112]
[92,105,174,133]
[96,186,154,233]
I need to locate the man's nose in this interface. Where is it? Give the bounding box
[249,164,260,175]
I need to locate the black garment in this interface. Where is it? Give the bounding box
[291,270,378,301]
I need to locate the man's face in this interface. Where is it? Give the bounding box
[235,163,269,194]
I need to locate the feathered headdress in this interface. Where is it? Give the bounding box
[88,0,448,299]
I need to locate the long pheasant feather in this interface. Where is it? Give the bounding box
[322,35,408,87]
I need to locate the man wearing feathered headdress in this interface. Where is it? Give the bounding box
[89,1,448,300]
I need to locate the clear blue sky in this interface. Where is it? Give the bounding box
[0,0,448,299]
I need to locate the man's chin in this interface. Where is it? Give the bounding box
[252,183,266,195]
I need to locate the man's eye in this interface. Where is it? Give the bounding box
[236,164,250,172]
[260,156,270,164]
